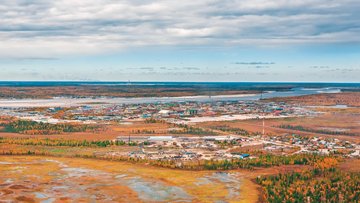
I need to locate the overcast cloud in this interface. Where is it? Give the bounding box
[0,0,359,82]
[1,0,360,57]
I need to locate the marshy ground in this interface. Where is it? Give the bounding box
[0,156,262,203]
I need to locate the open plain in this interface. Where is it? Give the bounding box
[0,83,360,203]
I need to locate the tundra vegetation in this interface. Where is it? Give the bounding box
[257,157,360,203]
[0,138,340,170]
[169,124,218,135]
[1,120,100,135]
[0,91,360,202]
[278,124,356,136]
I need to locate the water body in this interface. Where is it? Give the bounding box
[0,82,359,107]
[0,81,359,89]
[0,86,348,108]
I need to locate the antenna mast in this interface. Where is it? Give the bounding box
[261,89,265,136]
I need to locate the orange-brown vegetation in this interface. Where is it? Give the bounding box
[2,120,102,135]
[0,156,258,202]
[0,120,179,141]
[0,86,257,99]
[266,92,360,107]
[338,158,360,173]
[112,121,172,135]
[257,157,360,203]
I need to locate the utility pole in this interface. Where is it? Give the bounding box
[261,89,265,136]
[262,117,265,136]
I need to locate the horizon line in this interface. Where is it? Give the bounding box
[0,80,359,84]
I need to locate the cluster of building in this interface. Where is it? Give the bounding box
[109,133,360,162]
[0,100,316,124]
[2,99,358,160]
[113,135,253,161]
[264,134,360,157]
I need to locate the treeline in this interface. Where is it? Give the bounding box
[257,158,359,203]
[132,129,156,134]
[215,140,239,147]
[0,150,329,171]
[278,124,355,136]
[144,118,166,124]
[0,137,135,147]
[169,124,217,135]
[1,120,100,135]
[0,143,331,171]
[202,153,327,170]
[112,153,332,170]
[210,125,254,136]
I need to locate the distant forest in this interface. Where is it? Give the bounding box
[1,120,100,135]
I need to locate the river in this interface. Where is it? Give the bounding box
[0,87,342,108]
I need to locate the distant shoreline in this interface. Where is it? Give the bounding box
[0,87,347,107]
[0,82,358,100]
[0,81,359,87]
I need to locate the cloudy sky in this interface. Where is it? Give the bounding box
[0,0,359,82]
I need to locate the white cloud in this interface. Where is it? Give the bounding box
[0,0,359,57]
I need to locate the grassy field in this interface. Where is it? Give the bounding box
[0,120,213,141]
[0,85,258,99]
[0,155,275,203]
[266,92,360,107]
[1,153,357,203]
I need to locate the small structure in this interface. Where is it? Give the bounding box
[158,110,171,117]
[240,153,250,159]
[231,152,250,159]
